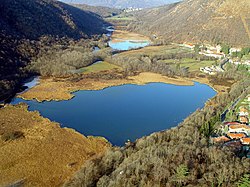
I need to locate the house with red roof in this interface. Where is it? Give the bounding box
[228,124,250,135]
[227,133,246,140]
[240,138,250,145]
[211,136,230,143]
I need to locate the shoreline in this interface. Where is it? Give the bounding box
[15,72,230,103]
[17,72,194,102]
[110,30,151,43]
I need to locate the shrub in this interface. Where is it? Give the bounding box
[1,131,25,142]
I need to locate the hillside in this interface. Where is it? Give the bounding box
[129,0,250,46]
[0,104,110,186]
[71,4,122,18]
[60,0,180,8]
[0,0,108,102]
[0,0,107,40]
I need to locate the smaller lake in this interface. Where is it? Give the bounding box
[108,40,150,51]
[23,77,39,89]
[11,82,216,146]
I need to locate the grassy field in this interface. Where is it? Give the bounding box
[242,54,250,60]
[118,45,191,58]
[162,58,215,72]
[76,61,121,74]
[111,30,150,42]
[117,44,215,72]
[181,60,215,71]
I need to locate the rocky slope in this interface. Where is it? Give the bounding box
[130,0,250,46]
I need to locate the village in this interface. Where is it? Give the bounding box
[181,43,250,75]
[180,42,250,157]
[212,94,250,158]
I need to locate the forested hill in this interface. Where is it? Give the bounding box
[60,0,180,9]
[0,0,108,40]
[129,0,250,46]
[0,0,108,102]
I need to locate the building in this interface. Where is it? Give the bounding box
[228,124,250,134]
[239,107,249,117]
[240,138,250,145]
[181,43,195,50]
[224,122,242,125]
[211,136,230,143]
[199,51,224,59]
[230,48,242,55]
[239,116,249,124]
[227,133,246,140]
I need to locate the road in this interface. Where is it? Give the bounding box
[221,87,250,122]
[220,57,229,71]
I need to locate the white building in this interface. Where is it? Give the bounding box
[228,124,250,135]
[230,48,242,55]
[199,52,224,59]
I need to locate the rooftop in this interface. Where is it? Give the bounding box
[224,122,241,125]
[240,138,250,145]
[212,136,230,143]
[227,133,246,139]
[229,124,250,130]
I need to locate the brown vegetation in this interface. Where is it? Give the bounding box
[129,0,250,46]
[111,30,150,43]
[0,104,110,187]
[18,72,193,102]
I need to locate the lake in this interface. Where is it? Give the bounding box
[108,40,149,50]
[11,82,216,146]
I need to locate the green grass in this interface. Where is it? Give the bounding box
[180,60,215,72]
[119,45,191,58]
[77,61,121,74]
[118,44,215,72]
[162,58,216,72]
[242,54,250,61]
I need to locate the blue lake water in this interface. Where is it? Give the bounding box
[108,40,149,50]
[11,82,216,146]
